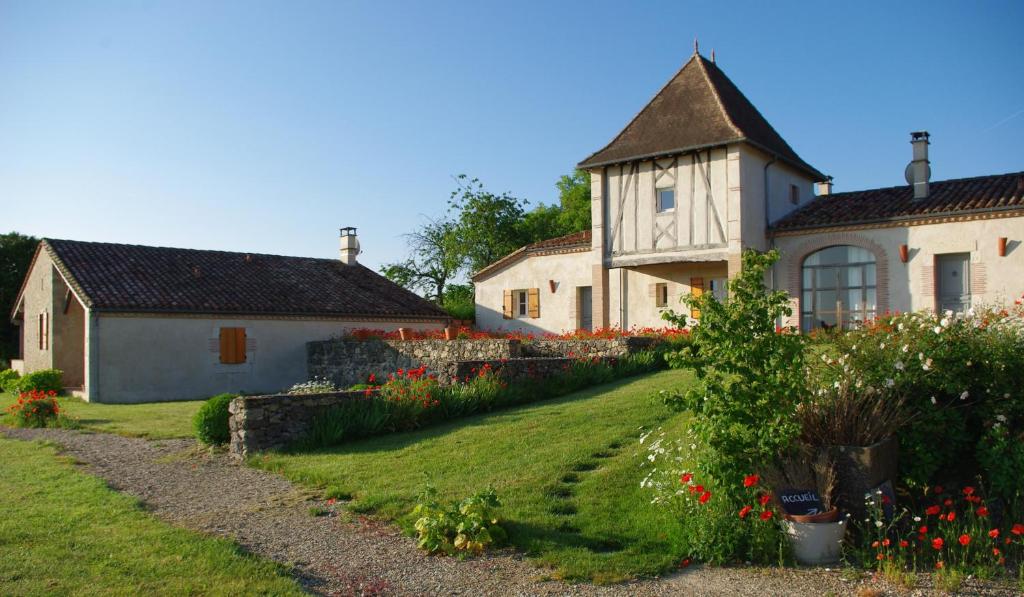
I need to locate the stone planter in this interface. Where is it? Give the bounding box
[784,518,846,566]
[831,436,898,516]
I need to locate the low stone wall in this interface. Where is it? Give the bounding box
[307,338,521,388]
[228,390,370,458]
[522,336,662,358]
[453,357,575,383]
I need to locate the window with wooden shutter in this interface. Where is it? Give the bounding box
[219,327,247,364]
[654,283,669,307]
[689,277,704,319]
[502,290,513,319]
[527,288,540,318]
[38,312,49,351]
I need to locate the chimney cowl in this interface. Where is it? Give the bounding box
[339,227,360,265]
[907,131,931,200]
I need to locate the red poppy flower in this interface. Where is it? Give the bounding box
[987,528,999,539]
[925,505,941,516]
[943,498,953,507]
[875,553,884,561]
[743,474,760,488]
[1012,523,1024,536]
[760,510,774,521]
[882,538,891,547]
[693,484,705,493]
[899,540,909,548]
[919,525,928,534]
[679,558,691,568]
[758,493,772,507]
[933,485,944,494]
[947,511,956,522]
[976,506,989,517]
[680,472,693,484]
[699,491,712,504]
[962,486,975,496]
[871,540,880,548]
[739,505,752,519]
[939,514,947,521]
[932,537,944,550]
[935,561,944,569]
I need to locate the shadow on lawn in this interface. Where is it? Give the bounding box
[289,375,648,458]
[502,519,631,555]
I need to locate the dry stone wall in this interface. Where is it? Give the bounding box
[228,391,369,458]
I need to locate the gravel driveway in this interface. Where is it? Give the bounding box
[2,427,1016,596]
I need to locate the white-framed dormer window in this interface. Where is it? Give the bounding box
[656,187,675,212]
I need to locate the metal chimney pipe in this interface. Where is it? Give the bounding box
[910,131,930,200]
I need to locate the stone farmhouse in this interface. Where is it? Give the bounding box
[9,229,449,402]
[474,51,1024,334]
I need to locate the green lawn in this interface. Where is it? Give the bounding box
[0,436,304,596]
[1,392,200,439]
[254,368,695,583]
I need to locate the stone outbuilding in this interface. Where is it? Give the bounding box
[9,230,449,402]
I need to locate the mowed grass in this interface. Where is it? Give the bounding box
[0,437,304,596]
[0,392,200,439]
[254,369,695,583]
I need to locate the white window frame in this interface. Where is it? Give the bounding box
[655,283,669,308]
[516,290,528,318]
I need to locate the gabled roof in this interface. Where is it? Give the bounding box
[771,171,1024,233]
[578,52,824,180]
[472,230,591,282]
[13,239,449,320]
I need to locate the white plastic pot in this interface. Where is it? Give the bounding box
[783,518,846,565]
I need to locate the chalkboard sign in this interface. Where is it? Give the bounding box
[778,489,824,516]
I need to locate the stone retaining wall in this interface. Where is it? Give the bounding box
[521,336,661,358]
[453,357,575,383]
[307,338,521,388]
[228,390,370,458]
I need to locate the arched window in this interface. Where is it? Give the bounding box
[801,245,877,331]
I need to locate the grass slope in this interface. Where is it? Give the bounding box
[254,368,695,583]
[1,392,200,439]
[0,437,303,596]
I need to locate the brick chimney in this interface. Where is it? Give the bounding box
[339,227,360,265]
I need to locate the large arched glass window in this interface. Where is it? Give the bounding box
[801,245,877,331]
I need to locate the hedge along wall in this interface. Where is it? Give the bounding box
[306,336,659,388]
[229,390,368,458]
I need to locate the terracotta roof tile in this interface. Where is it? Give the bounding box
[771,171,1024,232]
[41,239,449,319]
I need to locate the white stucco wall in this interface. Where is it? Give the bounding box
[773,215,1024,327]
[90,315,444,403]
[474,250,594,334]
[607,262,729,330]
[739,146,819,251]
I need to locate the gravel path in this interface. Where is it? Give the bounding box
[2,427,1017,596]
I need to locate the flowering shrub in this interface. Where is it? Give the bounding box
[661,250,806,483]
[823,304,1024,493]
[287,377,339,394]
[641,429,787,565]
[5,390,61,428]
[412,485,506,556]
[853,484,1023,579]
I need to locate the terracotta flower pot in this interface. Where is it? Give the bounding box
[998,237,1007,257]
[398,327,411,341]
[444,325,457,341]
[786,507,840,524]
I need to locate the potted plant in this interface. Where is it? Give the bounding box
[762,445,846,565]
[443,324,457,341]
[799,371,907,517]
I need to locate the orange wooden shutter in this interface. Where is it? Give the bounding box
[502,290,513,319]
[527,288,540,318]
[689,277,704,319]
[219,327,247,364]
[235,328,247,363]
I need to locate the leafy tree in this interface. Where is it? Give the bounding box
[553,169,591,234]
[448,175,528,274]
[1,232,39,363]
[440,284,475,320]
[381,218,463,304]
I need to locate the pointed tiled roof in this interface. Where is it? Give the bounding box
[771,171,1024,233]
[578,53,824,180]
[17,239,449,320]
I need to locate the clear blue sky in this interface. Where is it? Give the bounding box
[2,1,1022,271]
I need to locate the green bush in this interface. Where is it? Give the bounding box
[412,485,506,556]
[16,369,63,394]
[193,393,236,445]
[0,369,20,393]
